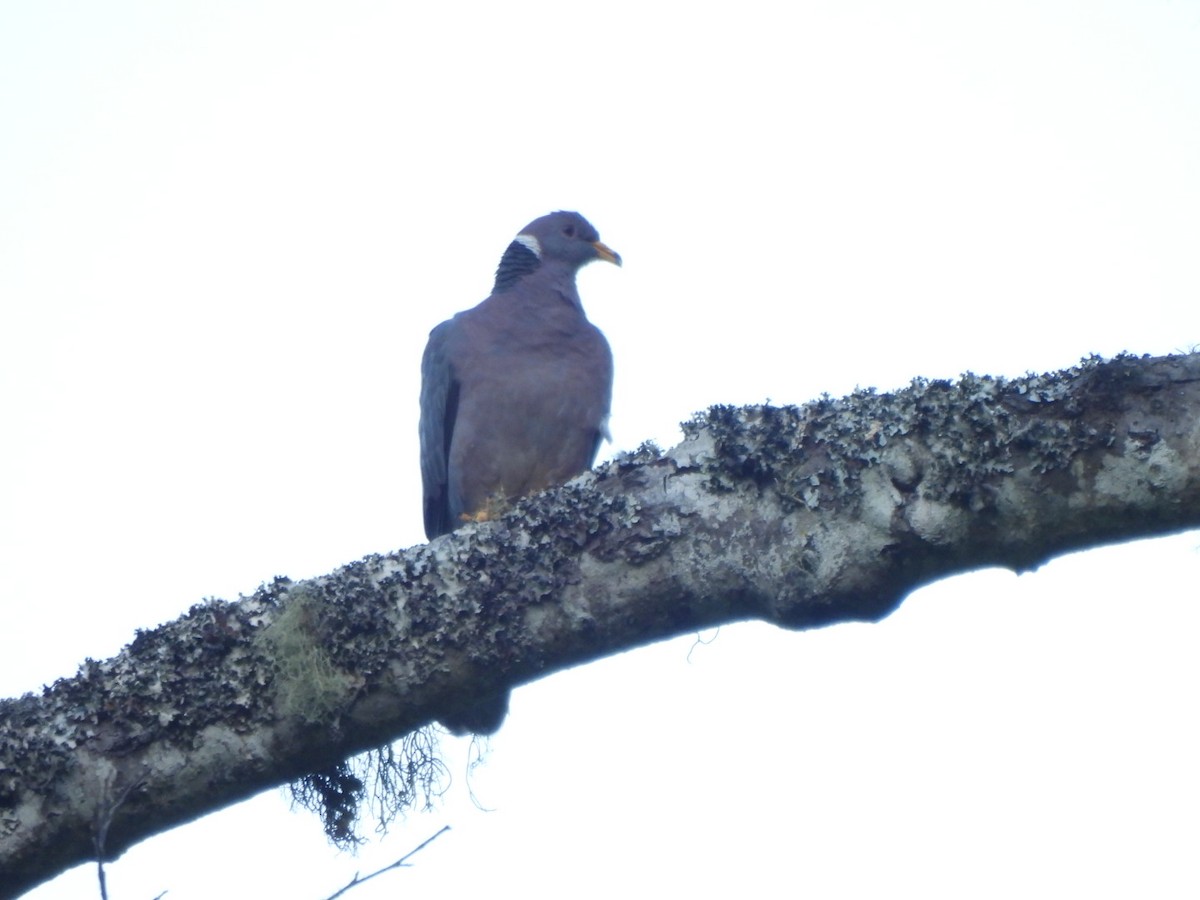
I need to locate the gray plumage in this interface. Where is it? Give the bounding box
[420,211,620,541]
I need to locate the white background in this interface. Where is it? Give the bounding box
[2,2,1199,897]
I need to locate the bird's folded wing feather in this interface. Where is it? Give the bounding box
[419,320,459,538]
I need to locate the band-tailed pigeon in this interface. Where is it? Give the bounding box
[420,211,620,541]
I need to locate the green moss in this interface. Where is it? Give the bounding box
[262,584,354,725]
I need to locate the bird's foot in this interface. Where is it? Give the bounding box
[460,494,511,525]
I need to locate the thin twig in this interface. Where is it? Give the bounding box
[322,826,451,900]
[93,778,141,900]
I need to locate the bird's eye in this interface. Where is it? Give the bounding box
[563,225,576,238]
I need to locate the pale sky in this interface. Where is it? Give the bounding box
[2,2,1199,897]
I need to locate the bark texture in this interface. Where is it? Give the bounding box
[3,352,1199,896]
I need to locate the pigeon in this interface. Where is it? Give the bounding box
[419,211,620,540]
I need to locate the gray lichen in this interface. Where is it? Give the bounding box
[685,356,1134,516]
[0,582,285,813]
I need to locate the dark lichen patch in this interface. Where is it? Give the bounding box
[84,597,274,743]
[0,693,68,809]
[683,398,877,511]
[454,487,616,617]
[606,440,664,472]
[302,560,403,679]
[261,551,475,727]
[387,478,674,695]
[263,545,531,736]
[0,591,280,814]
[498,476,673,568]
[684,357,1137,514]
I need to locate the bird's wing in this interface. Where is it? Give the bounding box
[419,320,460,539]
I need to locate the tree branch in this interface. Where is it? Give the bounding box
[3,352,1198,897]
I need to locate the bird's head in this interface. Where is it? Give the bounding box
[517,211,622,269]
[492,211,620,294]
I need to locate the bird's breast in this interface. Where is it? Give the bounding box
[444,306,612,520]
